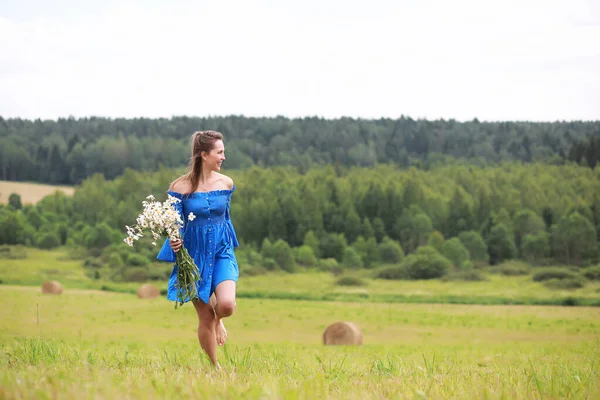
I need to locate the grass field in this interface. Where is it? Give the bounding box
[2,247,600,307]
[0,180,75,205]
[2,247,600,398]
[1,285,599,399]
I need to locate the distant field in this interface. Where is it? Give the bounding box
[0,180,75,205]
[2,247,600,307]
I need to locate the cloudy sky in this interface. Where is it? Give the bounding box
[1,0,599,122]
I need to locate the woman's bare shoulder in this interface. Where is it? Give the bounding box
[215,173,234,190]
[169,177,191,193]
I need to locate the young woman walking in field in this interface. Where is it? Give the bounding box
[156,130,239,370]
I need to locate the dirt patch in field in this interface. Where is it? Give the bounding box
[0,180,75,205]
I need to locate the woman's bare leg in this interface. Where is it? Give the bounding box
[209,293,227,346]
[213,281,237,346]
[192,299,220,369]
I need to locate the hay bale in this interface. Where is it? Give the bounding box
[41,280,63,295]
[323,321,363,345]
[137,284,160,299]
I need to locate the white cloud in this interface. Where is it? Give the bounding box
[0,0,599,121]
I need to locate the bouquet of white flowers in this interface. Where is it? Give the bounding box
[124,194,200,309]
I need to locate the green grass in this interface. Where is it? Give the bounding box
[2,247,600,307]
[1,285,599,399]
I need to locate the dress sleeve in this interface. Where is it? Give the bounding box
[156,191,184,262]
[225,190,239,248]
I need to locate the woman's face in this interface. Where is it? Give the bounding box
[203,139,226,171]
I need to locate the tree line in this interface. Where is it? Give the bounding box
[1,162,598,282]
[0,116,598,185]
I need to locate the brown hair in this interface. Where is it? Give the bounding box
[172,130,223,194]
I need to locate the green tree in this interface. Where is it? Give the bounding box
[295,245,317,267]
[445,187,475,237]
[458,231,489,263]
[319,233,347,262]
[394,205,433,253]
[84,222,120,249]
[521,232,550,265]
[486,224,516,265]
[361,217,374,240]
[260,238,274,260]
[353,236,379,268]
[551,212,597,265]
[0,209,35,245]
[428,231,445,252]
[36,231,61,249]
[342,247,363,268]
[302,231,320,259]
[372,218,386,242]
[513,209,545,254]
[8,193,22,210]
[273,239,296,272]
[441,238,471,269]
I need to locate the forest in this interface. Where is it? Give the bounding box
[1,160,599,283]
[1,116,599,184]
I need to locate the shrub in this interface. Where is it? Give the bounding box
[441,238,470,268]
[84,222,120,249]
[242,266,268,276]
[335,276,367,286]
[319,233,347,262]
[532,268,579,282]
[295,245,317,267]
[543,278,585,290]
[35,231,61,250]
[8,193,22,210]
[378,237,404,264]
[428,231,445,252]
[376,266,407,280]
[0,245,28,259]
[441,270,487,282]
[263,258,277,271]
[458,231,489,263]
[582,266,600,281]
[318,258,340,273]
[403,253,451,280]
[126,253,150,267]
[84,257,104,269]
[560,297,580,306]
[486,224,516,264]
[342,247,363,268]
[496,262,531,276]
[107,253,124,268]
[122,267,148,282]
[272,239,296,272]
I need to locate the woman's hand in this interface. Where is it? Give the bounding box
[170,239,183,253]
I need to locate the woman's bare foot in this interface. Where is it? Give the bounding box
[215,318,227,346]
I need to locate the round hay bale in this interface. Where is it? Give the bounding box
[41,280,63,295]
[137,284,160,299]
[323,321,363,345]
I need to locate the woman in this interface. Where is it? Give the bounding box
[156,130,239,370]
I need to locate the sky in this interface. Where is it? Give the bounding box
[1,0,599,122]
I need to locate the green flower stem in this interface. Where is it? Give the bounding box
[173,247,201,309]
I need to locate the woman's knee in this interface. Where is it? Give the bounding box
[217,299,236,317]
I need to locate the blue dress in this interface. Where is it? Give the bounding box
[156,187,239,304]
